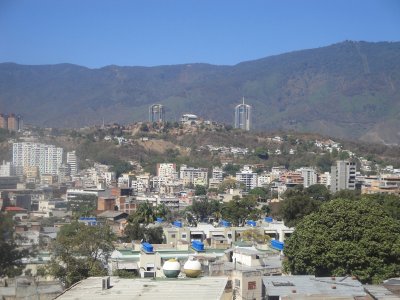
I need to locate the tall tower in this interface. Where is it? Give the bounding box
[234,98,251,131]
[67,151,78,176]
[149,104,165,123]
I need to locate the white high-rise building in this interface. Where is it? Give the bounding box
[149,104,165,123]
[13,142,63,176]
[330,160,357,193]
[234,98,251,131]
[67,151,78,176]
[236,165,257,190]
[297,167,318,188]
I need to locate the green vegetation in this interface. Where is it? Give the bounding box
[47,222,115,287]
[284,198,400,284]
[123,202,170,244]
[279,185,331,227]
[0,213,29,277]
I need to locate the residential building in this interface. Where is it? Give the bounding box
[297,167,317,188]
[149,104,165,123]
[234,97,251,131]
[0,161,15,177]
[13,142,63,176]
[67,151,78,176]
[319,171,331,187]
[157,163,177,179]
[180,164,208,186]
[0,114,7,129]
[7,114,17,131]
[236,165,257,190]
[330,160,357,193]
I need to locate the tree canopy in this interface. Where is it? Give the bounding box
[283,198,400,284]
[279,184,330,227]
[0,213,29,278]
[48,222,115,287]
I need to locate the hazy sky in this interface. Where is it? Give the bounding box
[1,0,399,68]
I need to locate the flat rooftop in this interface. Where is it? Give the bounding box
[55,276,228,300]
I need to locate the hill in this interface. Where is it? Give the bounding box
[0,41,400,144]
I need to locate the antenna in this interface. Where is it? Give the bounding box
[242,97,245,105]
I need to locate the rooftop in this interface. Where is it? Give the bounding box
[55,276,228,300]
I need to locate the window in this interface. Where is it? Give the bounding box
[171,234,176,238]
[235,279,240,287]
[248,281,256,290]
[182,234,187,239]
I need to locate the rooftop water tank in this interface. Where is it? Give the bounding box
[264,217,273,223]
[141,242,154,253]
[270,239,284,251]
[183,259,202,278]
[162,259,181,278]
[173,220,182,228]
[191,240,204,252]
[246,220,257,227]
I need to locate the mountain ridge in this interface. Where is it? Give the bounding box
[0,40,399,144]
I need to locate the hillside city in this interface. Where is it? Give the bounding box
[1,105,400,300]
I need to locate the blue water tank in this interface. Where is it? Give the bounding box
[264,217,273,223]
[270,240,284,251]
[142,242,154,253]
[220,220,231,227]
[173,220,182,228]
[156,217,164,223]
[247,220,257,227]
[191,240,204,252]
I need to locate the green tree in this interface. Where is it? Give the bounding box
[0,213,29,277]
[195,185,207,196]
[221,197,261,226]
[279,184,331,227]
[140,123,149,132]
[110,160,133,178]
[254,147,269,160]
[222,164,240,177]
[48,222,115,287]
[284,198,400,284]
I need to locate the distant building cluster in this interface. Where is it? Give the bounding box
[0,113,23,131]
[148,97,252,130]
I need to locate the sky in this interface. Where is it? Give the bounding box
[0,0,399,68]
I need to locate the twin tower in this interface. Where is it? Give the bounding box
[149,98,252,131]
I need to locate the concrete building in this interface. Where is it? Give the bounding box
[180,113,199,124]
[0,161,15,177]
[330,160,357,193]
[149,104,165,123]
[157,163,177,179]
[319,171,331,187]
[0,114,7,129]
[297,167,318,188]
[67,151,78,176]
[13,142,63,176]
[236,165,257,190]
[262,275,368,300]
[180,164,208,187]
[7,113,17,131]
[54,276,230,300]
[234,97,251,131]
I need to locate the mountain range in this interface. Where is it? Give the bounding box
[0,41,399,144]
